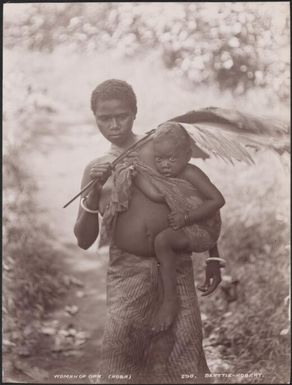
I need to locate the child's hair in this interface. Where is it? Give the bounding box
[154,122,192,152]
[91,79,137,115]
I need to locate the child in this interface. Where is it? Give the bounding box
[132,122,225,332]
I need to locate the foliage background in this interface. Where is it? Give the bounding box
[3,2,290,384]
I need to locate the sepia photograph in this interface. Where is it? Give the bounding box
[2,2,290,384]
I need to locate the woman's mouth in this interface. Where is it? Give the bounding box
[109,133,123,140]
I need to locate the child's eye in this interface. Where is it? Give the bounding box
[155,157,162,162]
[169,157,176,162]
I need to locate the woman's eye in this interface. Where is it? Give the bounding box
[116,113,130,121]
[99,116,110,122]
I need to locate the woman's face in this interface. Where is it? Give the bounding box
[94,98,136,146]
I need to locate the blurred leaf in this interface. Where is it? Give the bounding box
[65,305,79,316]
[14,361,49,381]
[41,326,56,335]
[63,350,84,357]
[16,346,30,357]
[75,290,85,298]
[3,339,16,347]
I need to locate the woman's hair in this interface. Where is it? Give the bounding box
[154,122,192,151]
[91,79,137,115]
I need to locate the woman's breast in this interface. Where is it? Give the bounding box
[113,187,170,256]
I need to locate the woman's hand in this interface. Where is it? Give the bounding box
[197,260,222,296]
[89,162,112,187]
[168,211,185,230]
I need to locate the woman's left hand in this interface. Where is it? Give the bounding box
[168,211,185,230]
[197,260,222,296]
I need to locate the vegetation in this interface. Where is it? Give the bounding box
[3,75,67,357]
[195,155,290,383]
[3,3,289,104]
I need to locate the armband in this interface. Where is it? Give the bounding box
[80,196,99,214]
[206,257,226,268]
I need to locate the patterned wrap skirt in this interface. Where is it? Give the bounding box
[99,244,210,384]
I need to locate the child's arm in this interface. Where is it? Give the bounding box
[183,164,225,222]
[134,173,165,203]
[169,164,225,230]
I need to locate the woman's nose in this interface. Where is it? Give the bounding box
[109,117,118,129]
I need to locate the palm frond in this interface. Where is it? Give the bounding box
[180,123,255,165]
[168,107,290,165]
[170,107,289,136]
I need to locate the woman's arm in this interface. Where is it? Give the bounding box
[134,173,165,203]
[183,164,225,222]
[74,160,111,249]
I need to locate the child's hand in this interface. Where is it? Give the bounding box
[123,151,139,166]
[168,211,185,230]
[128,165,137,178]
[198,260,222,296]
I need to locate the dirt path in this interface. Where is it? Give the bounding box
[5,120,230,384]
[9,245,108,384]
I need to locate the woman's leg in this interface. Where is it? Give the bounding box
[153,227,190,332]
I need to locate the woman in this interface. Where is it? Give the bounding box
[74,79,222,384]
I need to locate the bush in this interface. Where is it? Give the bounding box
[195,155,290,384]
[219,219,289,383]
[3,131,67,356]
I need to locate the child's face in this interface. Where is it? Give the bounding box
[154,139,190,177]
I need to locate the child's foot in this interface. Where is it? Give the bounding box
[197,283,208,292]
[152,299,178,333]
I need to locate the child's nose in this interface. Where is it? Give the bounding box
[161,160,170,167]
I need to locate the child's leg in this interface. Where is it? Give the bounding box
[209,243,220,258]
[153,228,190,332]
